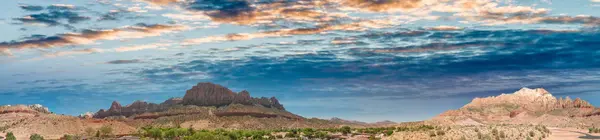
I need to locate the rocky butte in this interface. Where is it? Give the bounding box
[432,87,600,127]
[94,82,286,118]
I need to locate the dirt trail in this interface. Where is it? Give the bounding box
[548,127,600,140]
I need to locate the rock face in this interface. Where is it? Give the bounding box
[462,88,593,112]
[182,82,285,110]
[434,87,599,126]
[0,104,51,114]
[94,82,286,118]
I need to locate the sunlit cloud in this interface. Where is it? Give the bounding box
[115,43,172,52]
[44,48,104,57]
[0,23,187,54]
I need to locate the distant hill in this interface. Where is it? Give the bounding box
[431,88,600,127]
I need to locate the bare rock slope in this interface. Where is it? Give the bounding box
[432,88,600,127]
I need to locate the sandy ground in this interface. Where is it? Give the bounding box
[548,127,600,140]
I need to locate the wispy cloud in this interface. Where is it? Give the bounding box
[115,43,172,52]
[44,48,104,57]
[0,23,187,54]
[106,59,142,64]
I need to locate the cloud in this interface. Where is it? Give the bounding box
[47,4,77,10]
[182,20,393,45]
[162,13,210,21]
[115,43,172,52]
[0,23,187,54]
[140,0,179,5]
[19,5,44,11]
[539,15,600,26]
[44,48,104,57]
[427,25,464,31]
[185,0,257,24]
[0,49,12,56]
[106,59,142,64]
[14,5,90,28]
[336,0,422,12]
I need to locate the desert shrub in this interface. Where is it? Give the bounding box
[164,128,190,139]
[315,131,328,138]
[368,135,379,140]
[341,126,351,135]
[183,132,228,140]
[61,135,80,140]
[526,136,533,140]
[396,127,409,132]
[436,130,445,136]
[429,131,436,137]
[29,134,44,140]
[84,127,95,137]
[5,132,16,140]
[492,128,498,136]
[499,131,506,138]
[99,125,113,137]
[477,131,483,139]
[285,132,296,138]
[146,128,163,139]
[590,127,600,133]
[385,130,394,136]
[529,131,535,137]
[459,136,467,140]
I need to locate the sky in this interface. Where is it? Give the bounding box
[1,0,600,122]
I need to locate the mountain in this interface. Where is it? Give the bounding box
[431,88,600,127]
[90,82,391,130]
[94,82,289,119]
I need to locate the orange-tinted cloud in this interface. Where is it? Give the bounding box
[141,0,178,5]
[337,0,422,12]
[0,24,187,54]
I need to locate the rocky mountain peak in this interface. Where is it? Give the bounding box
[438,88,597,121]
[110,101,122,110]
[513,88,552,97]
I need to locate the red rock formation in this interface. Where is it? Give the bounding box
[436,87,597,123]
[182,82,285,109]
[182,82,236,106]
[94,82,287,118]
[233,90,252,105]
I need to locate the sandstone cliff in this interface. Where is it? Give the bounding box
[94,82,286,118]
[433,88,600,127]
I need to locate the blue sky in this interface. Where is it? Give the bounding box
[1,0,600,122]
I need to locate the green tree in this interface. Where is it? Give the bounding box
[29,134,44,140]
[5,132,16,140]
